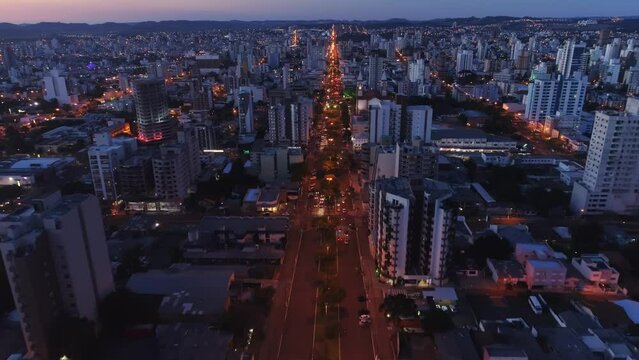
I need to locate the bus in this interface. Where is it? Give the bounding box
[528,295,543,315]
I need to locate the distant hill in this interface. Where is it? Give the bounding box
[0,16,637,39]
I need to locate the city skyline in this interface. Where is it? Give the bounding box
[2,0,638,24]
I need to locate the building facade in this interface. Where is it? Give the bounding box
[570,105,639,214]
[133,79,177,142]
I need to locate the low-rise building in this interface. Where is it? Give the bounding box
[431,129,518,153]
[0,157,76,188]
[524,259,567,290]
[514,243,556,264]
[256,189,281,213]
[486,259,526,285]
[127,264,233,323]
[571,254,620,286]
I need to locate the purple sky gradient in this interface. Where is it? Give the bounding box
[2,0,638,24]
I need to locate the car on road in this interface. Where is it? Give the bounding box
[358,312,371,327]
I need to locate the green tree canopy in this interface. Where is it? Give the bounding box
[380,294,417,320]
[421,309,454,334]
[570,219,602,254]
[471,232,514,266]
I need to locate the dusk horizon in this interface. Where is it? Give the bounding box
[2,1,639,359]
[2,0,638,24]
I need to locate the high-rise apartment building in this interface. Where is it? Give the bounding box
[152,144,191,201]
[570,102,639,214]
[407,59,425,83]
[88,133,138,200]
[455,49,474,74]
[524,67,587,121]
[556,40,588,78]
[118,154,154,197]
[1,192,114,359]
[556,73,588,118]
[418,179,456,285]
[237,89,255,134]
[369,177,456,285]
[368,98,401,145]
[370,177,415,282]
[291,97,313,146]
[267,103,287,144]
[0,217,60,360]
[603,38,621,64]
[133,79,176,142]
[524,71,560,121]
[42,70,71,105]
[395,140,438,182]
[368,55,383,91]
[177,125,202,183]
[405,105,433,142]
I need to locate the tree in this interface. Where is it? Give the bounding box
[462,158,477,181]
[471,232,513,266]
[487,166,527,202]
[320,286,346,304]
[570,220,602,254]
[457,113,469,126]
[0,255,14,315]
[48,315,97,360]
[421,309,454,335]
[116,245,145,280]
[289,162,308,182]
[524,186,569,216]
[1,127,33,155]
[98,289,158,336]
[379,294,417,320]
[0,185,26,203]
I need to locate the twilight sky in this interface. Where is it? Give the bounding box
[1,0,638,24]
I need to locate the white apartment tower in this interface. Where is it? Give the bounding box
[42,70,71,105]
[267,103,287,144]
[556,40,588,78]
[368,98,401,145]
[237,89,255,134]
[370,177,414,282]
[88,133,138,200]
[368,55,383,91]
[556,72,588,118]
[405,105,433,142]
[408,59,426,83]
[524,71,559,121]
[420,179,456,285]
[40,194,114,319]
[1,192,114,359]
[291,97,313,146]
[455,49,474,74]
[570,101,639,214]
[525,67,587,121]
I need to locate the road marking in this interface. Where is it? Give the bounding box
[311,253,321,360]
[355,221,377,360]
[276,229,304,360]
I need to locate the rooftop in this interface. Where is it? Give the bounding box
[483,345,527,357]
[156,323,232,360]
[127,264,233,316]
[527,259,565,270]
[377,177,413,200]
[0,157,72,170]
[257,190,280,204]
[431,128,487,140]
[198,216,289,235]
